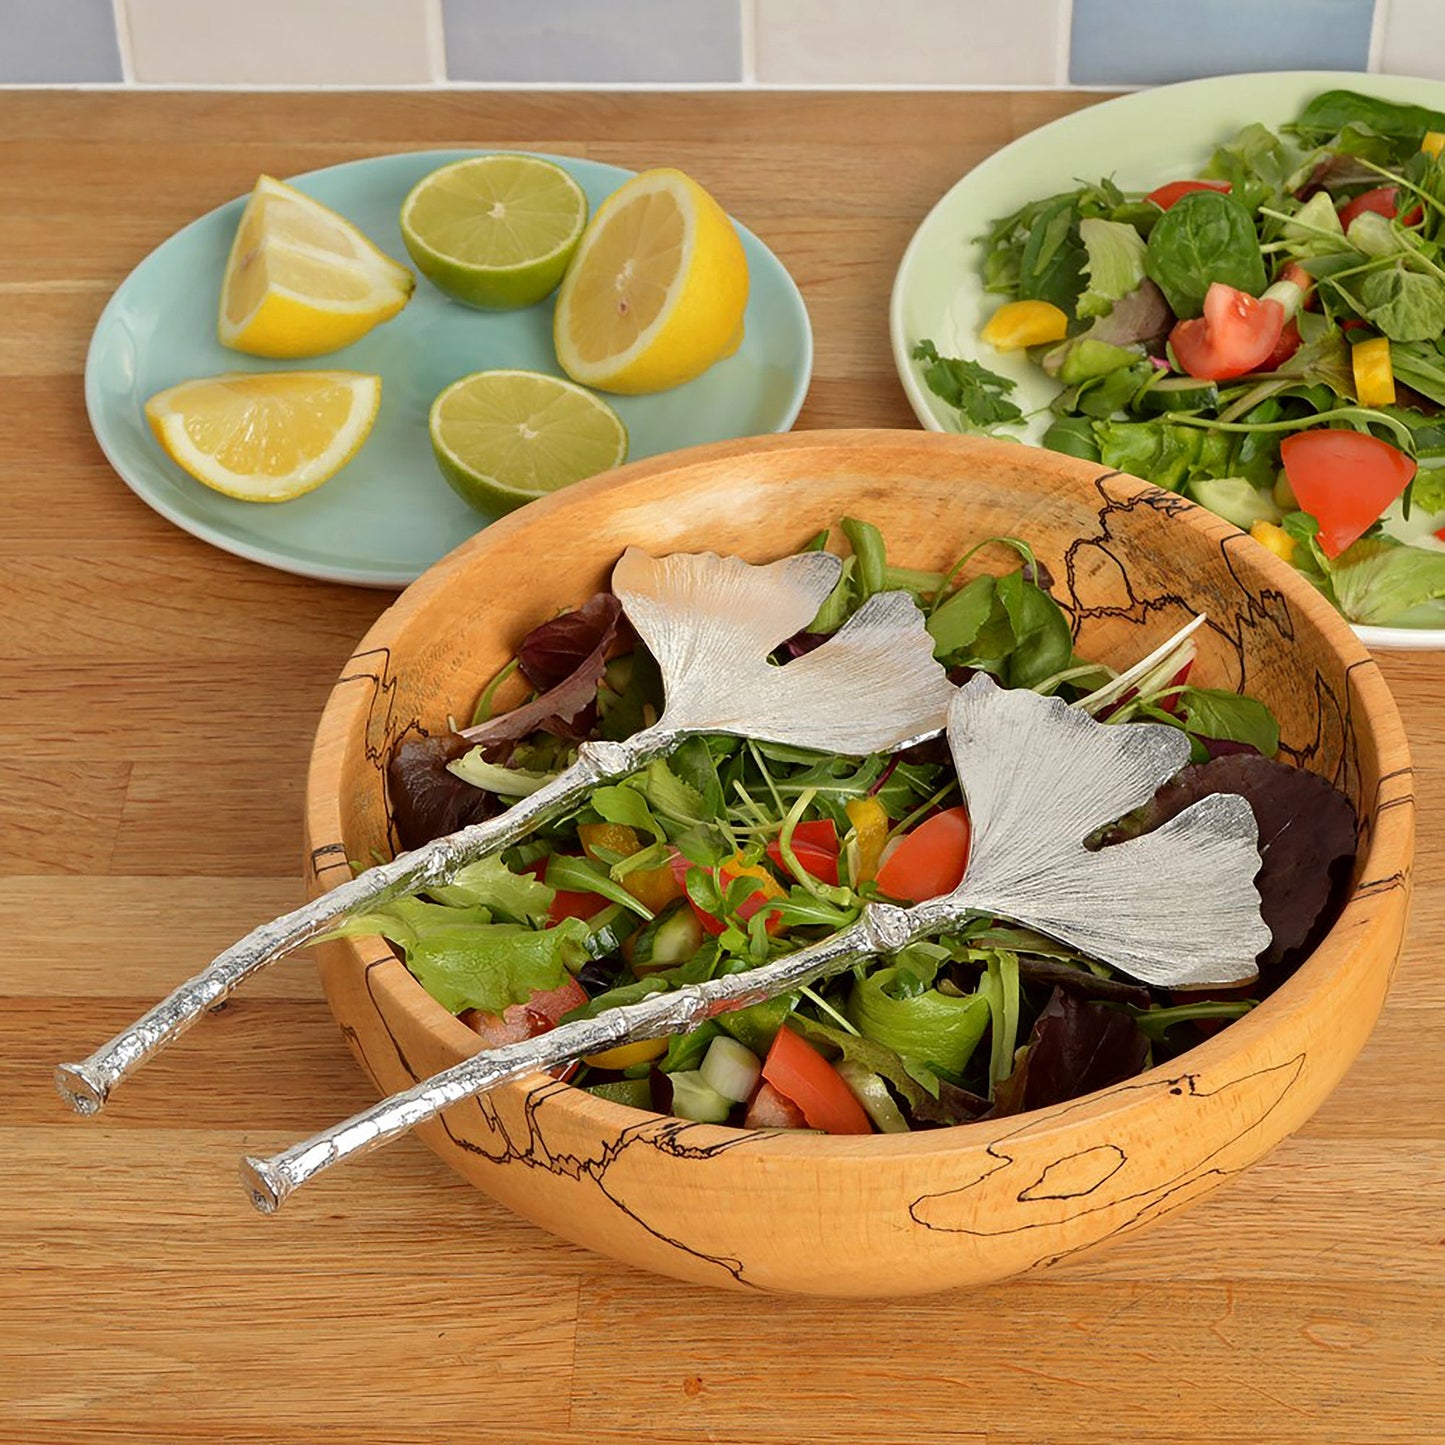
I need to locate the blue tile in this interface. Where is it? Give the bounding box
[0,0,124,82]
[1070,0,1374,85]
[441,0,741,83]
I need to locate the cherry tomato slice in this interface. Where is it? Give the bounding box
[461,976,589,1082]
[1170,283,1285,382]
[765,818,840,886]
[761,1026,872,1135]
[1146,178,1232,210]
[874,806,972,904]
[1260,317,1302,371]
[1338,185,1424,229]
[1280,430,1418,558]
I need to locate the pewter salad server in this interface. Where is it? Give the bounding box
[239,673,1268,1213]
[55,546,956,1115]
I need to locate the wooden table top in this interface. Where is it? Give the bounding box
[3,90,1441,1445]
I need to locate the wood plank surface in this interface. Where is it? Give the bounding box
[1,89,1441,1445]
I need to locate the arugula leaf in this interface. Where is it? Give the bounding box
[544,853,654,919]
[589,783,667,843]
[1358,266,1445,342]
[1202,121,1301,211]
[1390,340,1445,406]
[1018,194,1088,313]
[1076,217,1148,319]
[912,341,1024,432]
[1144,188,1267,318]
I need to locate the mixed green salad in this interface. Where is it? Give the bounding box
[353,522,1356,1136]
[916,89,1445,629]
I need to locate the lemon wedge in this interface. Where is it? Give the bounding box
[428,368,627,514]
[400,154,589,309]
[219,176,414,358]
[552,168,749,394]
[145,371,382,502]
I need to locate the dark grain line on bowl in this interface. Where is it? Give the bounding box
[437,1082,762,1288]
[906,1052,1307,1245]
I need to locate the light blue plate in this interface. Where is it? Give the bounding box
[85,151,813,588]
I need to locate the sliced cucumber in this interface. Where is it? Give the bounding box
[581,902,631,960]
[1135,376,1221,414]
[1187,476,1283,530]
[630,899,705,974]
[699,1036,762,1103]
[668,1070,733,1124]
[585,1078,655,1111]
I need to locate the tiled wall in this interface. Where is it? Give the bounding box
[2,0,1441,87]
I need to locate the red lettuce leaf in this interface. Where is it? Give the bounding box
[387,733,502,852]
[461,593,625,748]
[993,988,1150,1117]
[1137,754,1357,980]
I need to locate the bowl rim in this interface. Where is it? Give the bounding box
[306,427,1413,1164]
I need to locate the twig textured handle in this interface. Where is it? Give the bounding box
[238,904,925,1212]
[53,746,641,1114]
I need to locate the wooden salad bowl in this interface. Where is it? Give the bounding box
[305,428,1413,1296]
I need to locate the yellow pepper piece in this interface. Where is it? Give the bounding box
[623,862,684,912]
[980,299,1069,352]
[583,1036,668,1070]
[1422,131,1445,158]
[1351,336,1396,407]
[577,820,683,910]
[845,797,890,884]
[1250,521,1296,564]
[577,821,641,861]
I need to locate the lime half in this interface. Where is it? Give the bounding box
[429,369,628,514]
[400,155,588,309]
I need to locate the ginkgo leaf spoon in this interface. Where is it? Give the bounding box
[238,672,1269,1214]
[55,546,956,1116]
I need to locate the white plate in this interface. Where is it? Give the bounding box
[889,70,1445,651]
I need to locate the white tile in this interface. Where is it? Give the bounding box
[1378,0,1445,82]
[755,0,1064,85]
[125,0,433,84]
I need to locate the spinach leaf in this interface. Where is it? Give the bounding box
[926,573,996,658]
[1176,686,1280,757]
[1292,89,1445,147]
[996,569,1074,690]
[912,340,1024,432]
[1042,414,1102,462]
[1144,188,1267,318]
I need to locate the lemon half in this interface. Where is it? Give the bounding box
[552,168,749,395]
[146,371,382,502]
[219,176,414,358]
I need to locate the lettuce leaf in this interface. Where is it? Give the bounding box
[1077,217,1149,319]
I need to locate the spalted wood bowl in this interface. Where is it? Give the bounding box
[305,429,1412,1296]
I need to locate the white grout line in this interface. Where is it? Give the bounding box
[424,0,448,84]
[1367,0,1392,72]
[1055,0,1075,87]
[739,0,758,87]
[0,78,1148,93]
[110,0,135,84]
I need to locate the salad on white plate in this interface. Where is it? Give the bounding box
[891,72,1445,648]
